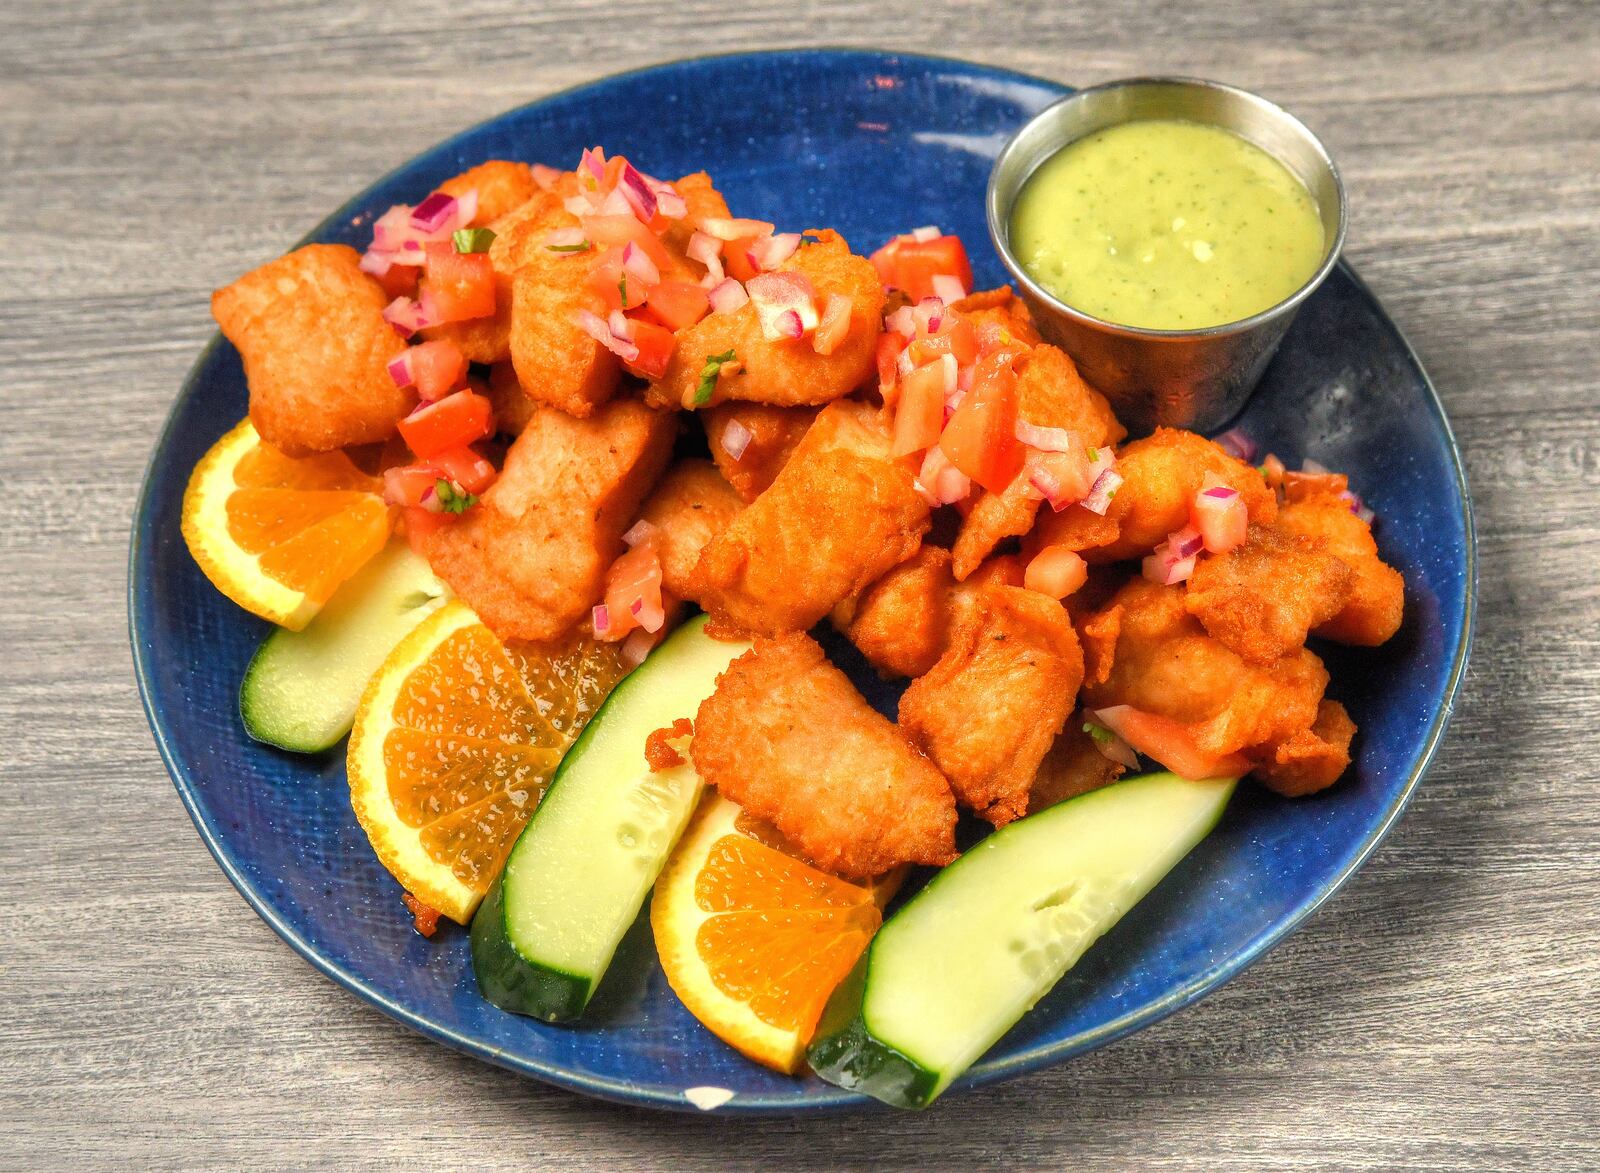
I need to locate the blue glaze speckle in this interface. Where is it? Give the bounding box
[129,49,1474,1114]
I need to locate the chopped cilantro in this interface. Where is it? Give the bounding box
[452,227,496,254]
[1083,722,1113,745]
[1086,446,1099,461]
[618,273,628,307]
[546,239,592,254]
[694,349,738,407]
[434,479,477,515]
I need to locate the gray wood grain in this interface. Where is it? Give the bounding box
[3,0,1597,1167]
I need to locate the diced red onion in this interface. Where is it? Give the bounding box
[1028,463,1064,506]
[912,297,944,336]
[617,162,658,223]
[1015,420,1076,452]
[544,227,588,250]
[746,271,819,341]
[885,305,917,339]
[699,216,777,242]
[1169,525,1205,559]
[563,194,593,217]
[372,204,416,251]
[931,274,967,303]
[596,187,632,217]
[908,225,941,243]
[1080,468,1123,515]
[621,519,657,548]
[382,296,432,339]
[707,278,749,315]
[574,308,639,362]
[1201,484,1239,501]
[591,603,612,637]
[1340,489,1377,524]
[721,418,753,461]
[359,248,395,278]
[608,309,635,341]
[687,231,725,284]
[1213,427,1257,462]
[751,232,802,271]
[944,388,966,418]
[620,241,660,286]
[620,627,656,667]
[530,163,561,191]
[775,309,804,338]
[386,352,414,389]
[896,348,917,378]
[643,174,689,220]
[578,146,606,186]
[1085,713,1141,769]
[1302,457,1332,475]
[1142,544,1196,585]
[410,192,460,234]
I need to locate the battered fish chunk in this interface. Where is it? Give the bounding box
[899,584,1085,827]
[703,402,818,503]
[691,633,958,879]
[436,159,541,226]
[1185,523,1355,664]
[691,400,931,635]
[636,459,743,603]
[648,230,884,410]
[952,342,1126,578]
[1081,578,1329,761]
[1026,722,1127,815]
[950,287,1041,346]
[1075,429,1278,563]
[212,244,411,456]
[1277,487,1405,646]
[484,360,537,436]
[838,545,955,678]
[418,399,676,641]
[1254,699,1357,797]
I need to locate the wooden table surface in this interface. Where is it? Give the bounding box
[4,1,1597,1167]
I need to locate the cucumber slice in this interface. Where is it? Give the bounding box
[471,615,749,1022]
[239,541,446,753]
[808,771,1236,1108]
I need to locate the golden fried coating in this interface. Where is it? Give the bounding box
[419,399,676,641]
[702,402,818,503]
[691,633,959,878]
[1026,503,1120,559]
[691,400,931,635]
[437,159,540,226]
[1081,428,1278,563]
[484,360,537,436]
[636,459,743,602]
[899,584,1085,827]
[661,171,731,254]
[1277,488,1405,646]
[1080,578,1328,760]
[1253,699,1357,797]
[212,244,411,457]
[951,343,1125,578]
[1185,523,1355,664]
[647,229,884,410]
[839,545,955,678]
[950,287,1041,346]
[1026,722,1127,815]
[421,187,565,365]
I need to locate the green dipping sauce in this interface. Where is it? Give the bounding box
[1010,119,1328,331]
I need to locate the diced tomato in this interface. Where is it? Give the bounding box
[887,235,973,302]
[423,243,495,322]
[868,241,898,288]
[408,339,467,402]
[599,540,665,640]
[383,464,442,508]
[373,262,419,301]
[623,318,676,381]
[907,315,979,367]
[643,279,710,331]
[939,352,1022,494]
[812,293,853,356]
[876,333,906,402]
[1093,705,1252,781]
[892,362,948,457]
[398,389,494,459]
[430,445,497,494]
[402,506,454,553]
[581,213,671,271]
[1024,546,1088,598]
[723,235,762,283]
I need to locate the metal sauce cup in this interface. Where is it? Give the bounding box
[987,77,1347,435]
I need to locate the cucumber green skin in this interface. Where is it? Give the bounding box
[470,870,590,1022]
[469,614,724,1022]
[807,773,1236,1109]
[239,631,340,753]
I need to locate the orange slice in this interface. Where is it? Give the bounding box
[347,600,629,924]
[652,792,901,1073]
[181,419,394,629]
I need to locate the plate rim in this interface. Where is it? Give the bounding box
[127,47,1478,1113]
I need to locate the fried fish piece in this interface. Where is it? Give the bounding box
[702,402,818,503]
[1185,523,1355,664]
[212,244,411,456]
[1025,721,1127,815]
[899,584,1085,827]
[1080,578,1328,761]
[661,170,731,254]
[484,360,537,436]
[1252,698,1357,797]
[950,286,1041,346]
[836,544,955,679]
[691,633,958,879]
[418,399,676,641]
[648,229,884,410]
[436,159,541,226]
[691,400,930,635]
[1276,486,1405,646]
[636,459,743,603]
[951,342,1126,578]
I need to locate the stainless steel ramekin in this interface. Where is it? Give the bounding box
[987,77,1347,435]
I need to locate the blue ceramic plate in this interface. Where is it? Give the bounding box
[130,50,1475,1113]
